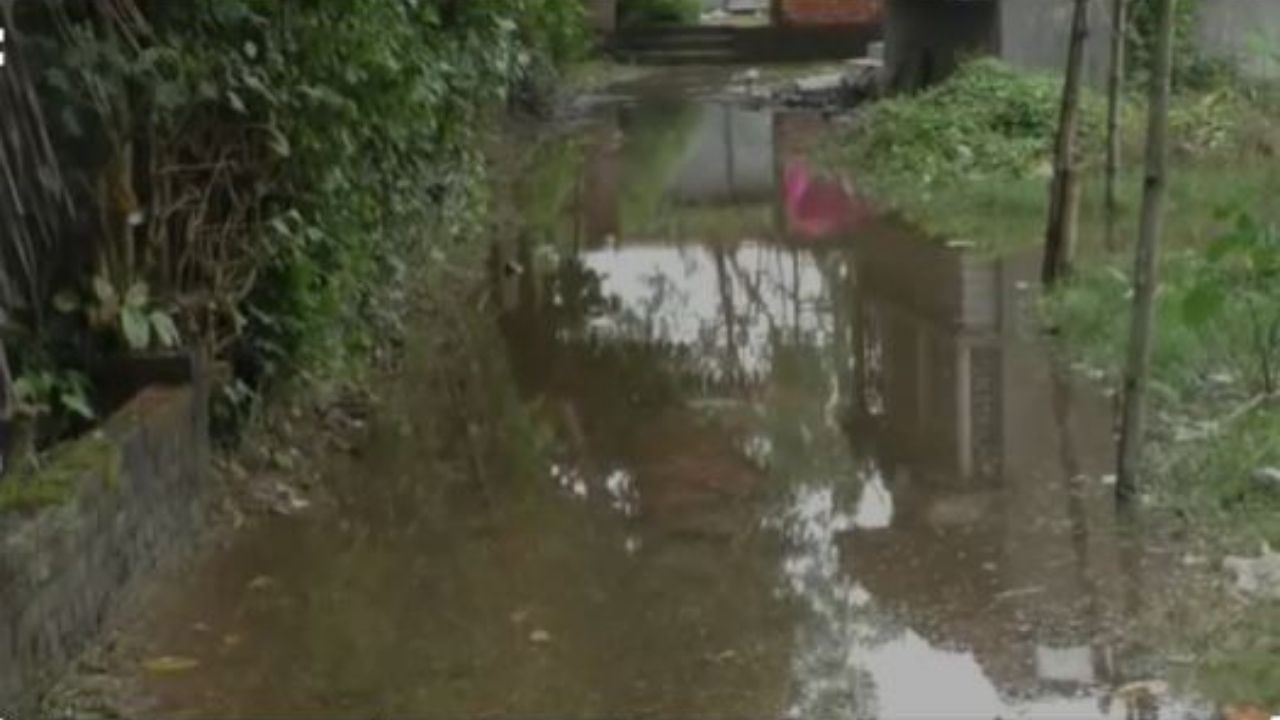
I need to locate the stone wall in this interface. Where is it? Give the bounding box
[0,379,210,714]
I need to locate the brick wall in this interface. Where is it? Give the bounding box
[779,0,883,25]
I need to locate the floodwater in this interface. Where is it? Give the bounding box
[85,70,1224,718]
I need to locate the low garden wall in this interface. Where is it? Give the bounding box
[0,369,209,713]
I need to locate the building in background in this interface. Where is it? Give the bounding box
[882,0,1280,93]
[772,0,883,26]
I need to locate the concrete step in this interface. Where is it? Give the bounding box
[615,47,741,65]
[615,33,735,50]
[621,25,738,39]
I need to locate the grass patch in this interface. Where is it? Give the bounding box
[832,58,1280,255]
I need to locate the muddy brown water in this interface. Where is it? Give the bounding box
[73,70,1228,719]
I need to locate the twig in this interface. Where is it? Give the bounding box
[1176,392,1280,442]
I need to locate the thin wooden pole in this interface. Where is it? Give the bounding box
[1105,0,1127,249]
[1117,0,1177,499]
[1043,0,1092,285]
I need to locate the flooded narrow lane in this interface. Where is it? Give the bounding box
[100,71,1212,719]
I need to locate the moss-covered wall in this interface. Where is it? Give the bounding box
[0,382,209,713]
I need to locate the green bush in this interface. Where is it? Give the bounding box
[842,59,1103,185]
[4,0,587,448]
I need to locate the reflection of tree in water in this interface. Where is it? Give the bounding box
[723,249,905,720]
[517,236,915,718]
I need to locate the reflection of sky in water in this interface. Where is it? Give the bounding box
[771,475,1113,719]
[581,243,830,380]
[852,470,892,530]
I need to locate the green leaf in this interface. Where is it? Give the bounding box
[53,290,80,314]
[266,126,291,158]
[13,377,36,402]
[93,276,117,306]
[121,307,151,350]
[154,81,187,111]
[60,391,95,420]
[1182,283,1226,327]
[125,282,149,309]
[149,311,181,348]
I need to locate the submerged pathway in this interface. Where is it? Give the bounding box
[56,68,1226,719]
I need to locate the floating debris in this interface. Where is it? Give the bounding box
[142,656,200,674]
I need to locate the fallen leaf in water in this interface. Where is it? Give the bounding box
[143,656,200,674]
[1113,680,1169,701]
[528,629,552,644]
[248,575,276,591]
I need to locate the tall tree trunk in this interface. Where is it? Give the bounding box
[1105,0,1127,249]
[1116,0,1177,500]
[1043,0,1092,285]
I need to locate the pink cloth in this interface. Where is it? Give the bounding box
[783,160,870,239]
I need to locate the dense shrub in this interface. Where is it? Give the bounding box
[843,59,1103,185]
[0,0,587,453]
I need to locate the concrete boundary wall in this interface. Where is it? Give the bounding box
[884,0,1113,92]
[1198,0,1280,79]
[0,374,210,713]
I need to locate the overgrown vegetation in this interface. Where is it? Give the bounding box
[837,55,1279,252]
[0,0,587,477]
[835,59,1108,253]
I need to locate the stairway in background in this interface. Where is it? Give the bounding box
[611,26,740,65]
[610,23,881,65]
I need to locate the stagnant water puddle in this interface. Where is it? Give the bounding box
[76,72,1235,718]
